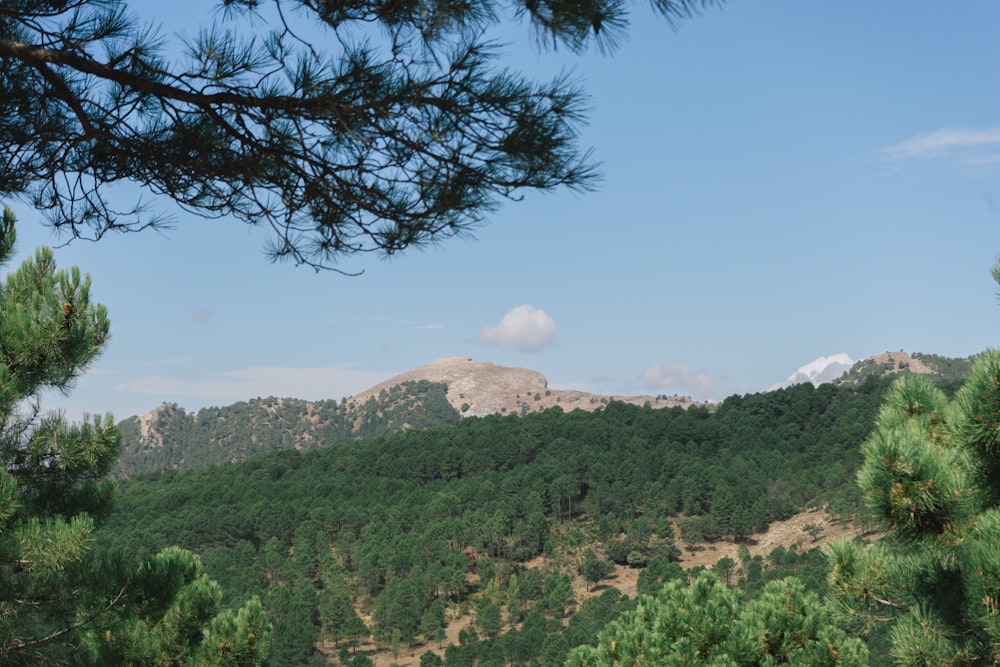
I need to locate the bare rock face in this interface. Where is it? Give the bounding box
[134,402,174,448]
[348,357,702,418]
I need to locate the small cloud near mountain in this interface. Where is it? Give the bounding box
[641,362,716,397]
[773,353,854,390]
[477,305,559,353]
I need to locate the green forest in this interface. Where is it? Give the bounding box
[114,380,461,477]
[96,376,896,665]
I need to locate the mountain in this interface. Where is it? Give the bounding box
[116,357,702,477]
[349,356,701,418]
[833,351,975,386]
[775,351,978,390]
[116,378,460,477]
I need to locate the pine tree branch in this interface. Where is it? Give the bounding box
[0,38,360,116]
[0,578,130,655]
[0,1,611,269]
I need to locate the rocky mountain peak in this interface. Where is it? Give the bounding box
[348,357,702,418]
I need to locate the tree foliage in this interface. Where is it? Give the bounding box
[579,549,614,591]
[79,547,271,666]
[0,207,269,665]
[827,352,1000,665]
[0,205,117,663]
[566,572,868,666]
[0,0,721,270]
[115,379,459,477]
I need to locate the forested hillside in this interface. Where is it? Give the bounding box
[115,380,460,477]
[834,350,974,388]
[97,377,896,666]
[113,355,705,479]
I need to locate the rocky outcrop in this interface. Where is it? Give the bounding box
[348,357,703,418]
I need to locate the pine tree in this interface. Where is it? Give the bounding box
[827,352,1000,664]
[0,207,269,665]
[0,205,117,663]
[0,0,722,270]
[580,548,615,592]
[319,563,369,649]
[78,547,271,666]
[566,572,868,666]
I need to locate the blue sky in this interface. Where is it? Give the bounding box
[11,1,1000,421]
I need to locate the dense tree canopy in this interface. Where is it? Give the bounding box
[0,0,721,269]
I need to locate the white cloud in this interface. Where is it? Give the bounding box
[772,353,854,390]
[477,305,560,353]
[882,126,1000,163]
[114,363,393,403]
[640,363,716,397]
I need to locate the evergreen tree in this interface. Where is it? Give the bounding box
[635,558,685,598]
[319,564,369,649]
[0,205,117,663]
[79,547,271,666]
[579,549,614,592]
[0,207,269,665]
[0,0,721,270]
[475,599,503,640]
[566,572,868,666]
[827,352,1000,664]
[710,556,736,586]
